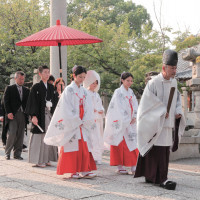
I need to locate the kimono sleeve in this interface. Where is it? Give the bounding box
[44,86,82,146]
[25,85,39,117]
[96,93,104,112]
[132,92,138,119]
[103,89,130,146]
[147,79,157,96]
[82,89,95,130]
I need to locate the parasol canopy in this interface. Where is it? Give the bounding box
[16,19,103,46]
[16,20,103,78]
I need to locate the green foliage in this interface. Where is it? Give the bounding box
[67,0,152,36]
[0,0,50,91]
[172,31,200,52]
[130,54,162,96]
[66,0,153,95]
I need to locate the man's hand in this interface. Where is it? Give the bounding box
[0,116,4,122]
[8,113,14,120]
[32,116,38,126]
[175,114,182,119]
[165,112,169,119]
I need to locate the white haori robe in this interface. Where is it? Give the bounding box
[44,81,95,153]
[137,73,186,156]
[88,90,105,161]
[104,85,138,152]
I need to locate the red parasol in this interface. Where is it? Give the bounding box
[16,19,103,77]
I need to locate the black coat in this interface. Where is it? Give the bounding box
[3,84,30,128]
[3,84,30,116]
[25,81,56,134]
[0,100,7,145]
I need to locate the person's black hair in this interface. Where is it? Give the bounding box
[14,71,25,78]
[48,75,55,82]
[120,72,133,84]
[38,65,49,73]
[71,65,87,81]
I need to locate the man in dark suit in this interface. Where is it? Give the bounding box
[3,71,30,160]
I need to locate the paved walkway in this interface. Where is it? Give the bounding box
[0,143,200,200]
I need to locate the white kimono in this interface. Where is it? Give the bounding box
[104,85,138,151]
[88,90,104,162]
[137,73,186,156]
[44,81,95,153]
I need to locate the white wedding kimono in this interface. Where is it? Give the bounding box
[137,73,186,156]
[44,81,95,153]
[104,85,138,151]
[88,90,105,162]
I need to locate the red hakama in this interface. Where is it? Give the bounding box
[110,95,139,167]
[110,138,139,166]
[57,100,96,175]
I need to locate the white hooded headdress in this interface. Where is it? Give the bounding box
[83,70,100,92]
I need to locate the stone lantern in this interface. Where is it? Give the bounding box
[170,47,200,160]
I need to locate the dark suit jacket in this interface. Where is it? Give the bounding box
[3,84,30,116]
[25,81,56,134]
[0,99,8,145]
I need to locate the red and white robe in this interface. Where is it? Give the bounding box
[104,85,139,166]
[44,81,96,174]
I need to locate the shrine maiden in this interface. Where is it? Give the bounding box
[104,72,139,175]
[44,65,97,179]
[83,70,105,164]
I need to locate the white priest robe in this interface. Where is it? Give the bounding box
[137,73,186,156]
[104,85,138,151]
[88,90,105,162]
[44,81,95,153]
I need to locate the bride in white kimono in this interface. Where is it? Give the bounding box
[44,65,97,179]
[104,72,139,175]
[83,70,105,164]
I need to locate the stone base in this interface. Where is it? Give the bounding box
[170,135,200,161]
[170,143,200,161]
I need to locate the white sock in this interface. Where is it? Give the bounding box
[117,165,124,171]
[163,179,168,185]
[81,171,90,176]
[131,166,136,172]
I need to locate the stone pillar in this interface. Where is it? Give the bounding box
[193,87,200,128]
[33,69,41,84]
[50,0,67,84]
[10,74,15,85]
[192,91,194,111]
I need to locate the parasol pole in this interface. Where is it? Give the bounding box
[58,42,63,92]
[58,42,62,78]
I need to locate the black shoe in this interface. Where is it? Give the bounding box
[5,155,10,160]
[14,156,23,160]
[145,178,153,184]
[160,181,177,190]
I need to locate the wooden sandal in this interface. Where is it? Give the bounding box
[82,172,97,179]
[71,173,82,179]
[117,169,128,175]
